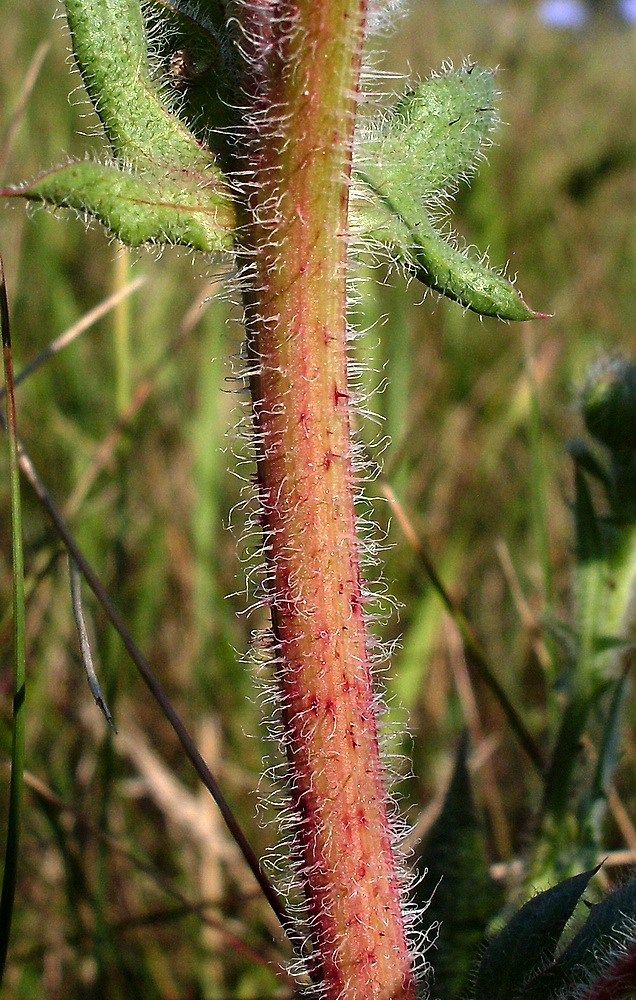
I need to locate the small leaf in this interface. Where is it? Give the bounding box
[149,0,227,39]
[354,198,537,320]
[473,867,599,1000]
[575,466,605,571]
[582,356,636,458]
[578,670,629,856]
[414,733,502,1000]
[590,635,634,657]
[2,160,235,252]
[542,616,633,673]
[351,63,540,320]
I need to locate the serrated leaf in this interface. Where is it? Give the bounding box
[521,880,636,1000]
[414,733,502,1000]
[351,64,539,321]
[1,160,235,252]
[473,867,599,1000]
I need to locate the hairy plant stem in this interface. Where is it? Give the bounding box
[232,2,418,997]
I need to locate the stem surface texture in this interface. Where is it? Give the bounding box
[233,1,419,997]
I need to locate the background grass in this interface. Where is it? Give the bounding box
[0,1,635,996]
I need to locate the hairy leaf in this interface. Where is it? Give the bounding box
[354,197,536,320]
[521,880,636,1000]
[2,161,235,252]
[359,63,499,202]
[578,939,636,1000]
[351,64,539,320]
[473,867,598,1000]
[64,0,225,173]
[144,0,235,144]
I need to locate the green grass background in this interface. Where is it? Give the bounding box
[0,1,635,996]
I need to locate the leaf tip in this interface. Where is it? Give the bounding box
[530,308,554,320]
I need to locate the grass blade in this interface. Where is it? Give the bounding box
[0,253,27,984]
[68,554,117,731]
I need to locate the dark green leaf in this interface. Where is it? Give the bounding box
[144,0,235,143]
[521,880,636,1000]
[473,867,599,1000]
[578,671,629,857]
[568,440,612,492]
[414,734,502,1000]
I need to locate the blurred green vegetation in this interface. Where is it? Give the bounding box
[0,1,635,997]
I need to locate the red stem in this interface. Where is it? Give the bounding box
[233,1,419,997]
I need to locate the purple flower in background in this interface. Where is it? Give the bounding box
[537,0,636,26]
[538,0,589,27]
[618,0,636,20]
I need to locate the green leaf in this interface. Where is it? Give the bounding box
[360,63,500,203]
[149,0,227,39]
[351,63,539,320]
[543,615,633,672]
[582,356,636,458]
[578,670,629,856]
[414,734,502,1000]
[1,160,235,252]
[574,465,607,680]
[521,879,636,1000]
[473,867,599,1000]
[590,635,634,656]
[64,0,225,173]
[5,0,237,252]
[358,202,536,320]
